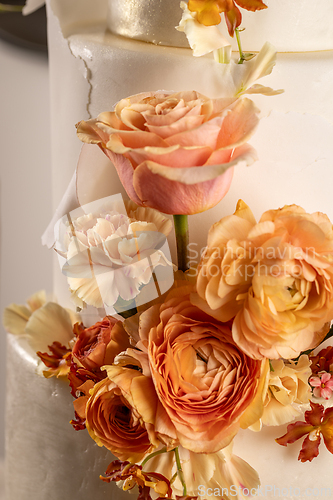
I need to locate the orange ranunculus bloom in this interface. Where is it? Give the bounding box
[77,91,258,215]
[193,200,333,360]
[134,285,268,454]
[69,317,130,395]
[72,317,130,374]
[85,366,160,463]
[188,0,267,36]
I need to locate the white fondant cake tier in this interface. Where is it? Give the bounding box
[5,335,129,500]
[106,0,333,51]
[218,0,333,52]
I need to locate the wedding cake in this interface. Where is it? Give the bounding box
[4,0,333,499]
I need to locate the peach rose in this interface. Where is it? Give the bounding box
[193,200,333,359]
[85,366,159,463]
[134,285,268,453]
[77,91,258,215]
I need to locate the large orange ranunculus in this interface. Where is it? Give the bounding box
[135,285,268,454]
[193,200,333,360]
[77,91,258,215]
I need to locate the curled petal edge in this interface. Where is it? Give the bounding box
[133,144,258,185]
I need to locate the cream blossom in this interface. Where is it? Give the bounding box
[177,1,231,59]
[145,443,259,500]
[3,291,79,375]
[193,201,333,359]
[177,4,282,98]
[251,355,312,429]
[60,201,172,309]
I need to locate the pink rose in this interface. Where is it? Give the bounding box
[77,91,258,215]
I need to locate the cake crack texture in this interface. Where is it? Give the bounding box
[4,0,333,499]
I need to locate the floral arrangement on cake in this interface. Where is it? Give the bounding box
[4,1,333,499]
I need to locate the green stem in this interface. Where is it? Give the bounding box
[235,28,244,64]
[174,447,187,496]
[0,3,23,12]
[170,472,178,485]
[173,214,189,272]
[213,46,231,64]
[141,447,167,468]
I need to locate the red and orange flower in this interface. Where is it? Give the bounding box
[188,0,267,36]
[69,317,130,394]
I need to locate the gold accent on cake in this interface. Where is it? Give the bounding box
[106,0,190,47]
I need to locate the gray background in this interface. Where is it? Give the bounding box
[0,37,53,460]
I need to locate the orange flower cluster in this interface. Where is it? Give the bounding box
[36,279,268,495]
[60,284,268,463]
[32,200,333,494]
[187,0,267,36]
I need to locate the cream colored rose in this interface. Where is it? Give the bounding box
[193,201,333,359]
[60,201,172,309]
[2,290,78,354]
[255,355,312,428]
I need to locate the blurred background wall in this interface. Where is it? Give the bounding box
[0,5,52,460]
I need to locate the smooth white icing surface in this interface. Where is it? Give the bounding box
[223,0,333,52]
[5,334,129,500]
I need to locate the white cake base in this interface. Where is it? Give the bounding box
[5,335,129,500]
